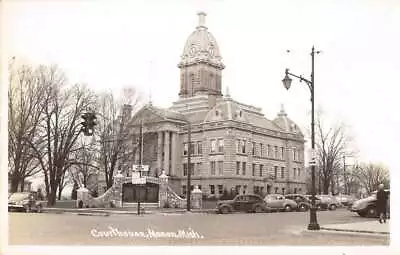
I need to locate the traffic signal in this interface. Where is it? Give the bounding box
[80,112,97,136]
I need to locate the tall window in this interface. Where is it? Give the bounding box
[218,185,223,195]
[197,142,202,155]
[218,139,224,153]
[281,167,285,179]
[252,163,256,176]
[211,161,216,175]
[274,166,278,179]
[282,188,285,195]
[190,142,195,155]
[252,142,256,155]
[211,139,217,153]
[218,161,223,175]
[241,140,246,153]
[210,185,215,195]
[189,163,194,176]
[236,161,241,175]
[242,162,246,175]
[183,143,188,156]
[236,139,241,153]
[259,164,264,177]
[260,143,264,157]
[298,168,301,177]
[274,146,278,159]
[293,168,296,179]
[197,162,202,176]
[183,163,188,176]
[281,147,285,159]
[182,185,187,196]
[267,145,271,157]
[293,148,297,161]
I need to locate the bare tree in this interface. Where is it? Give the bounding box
[97,87,141,189]
[29,65,96,206]
[315,112,354,195]
[8,63,46,192]
[352,163,390,194]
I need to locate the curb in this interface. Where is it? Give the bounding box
[302,229,390,239]
[320,227,389,235]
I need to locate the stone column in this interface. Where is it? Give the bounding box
[191,185,203,209]
[76,187,89,208]
[158,171,169,208]
[157,131,163,173]
[112,171,124,208]
[170,132,177,176]
[164,131,170,175]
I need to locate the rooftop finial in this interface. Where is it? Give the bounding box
[197,11,207,29]
[278,104,287,117]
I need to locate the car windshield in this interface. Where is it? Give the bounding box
[9,193,30,201]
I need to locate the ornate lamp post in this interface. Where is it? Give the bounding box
[282,46,321,230]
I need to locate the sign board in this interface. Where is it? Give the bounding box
[133,164,149,172]
[132,177,146,185]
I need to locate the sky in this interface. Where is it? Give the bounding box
[4,0,400,174]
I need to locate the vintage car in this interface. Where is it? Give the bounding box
[216,194,269,214]
[285,194,311,211]
[264,194,298,212]
[8,192,43,213]
[351,189,390,218]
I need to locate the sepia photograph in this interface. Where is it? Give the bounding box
[1,0,399,254]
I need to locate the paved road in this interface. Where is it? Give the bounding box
[9,209,389,245]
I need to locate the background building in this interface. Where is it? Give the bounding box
[122,12,306,198]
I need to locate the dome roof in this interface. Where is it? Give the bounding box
[273,105,303,136]
[178,12,225,69]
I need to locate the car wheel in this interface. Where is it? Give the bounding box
[284,205,292,212]
[221,206,231,214]
[299,204,308,212]
[254,205,263,213]
[329,204,337,211]
[367,207,377,218]
[24,205,31,213]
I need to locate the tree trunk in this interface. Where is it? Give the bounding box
[20,179,25,192]
[57,185,63,200]
[47,183,58,206]
[10,175,20,193]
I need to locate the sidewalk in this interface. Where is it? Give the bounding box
[43,206,216,216]
[303,220,390,238]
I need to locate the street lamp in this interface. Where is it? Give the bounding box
[282,46,321,231]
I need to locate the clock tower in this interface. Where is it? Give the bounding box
[178,12,225,106]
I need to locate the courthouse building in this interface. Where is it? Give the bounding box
[121,12,306,198]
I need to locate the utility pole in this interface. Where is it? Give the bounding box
[186,120,192,212]
[137,120,144,215]
[343,155,346,195]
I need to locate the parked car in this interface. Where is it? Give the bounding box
[285,194,311,211]
[304,195,326,210]
[351,189,390,218]
[335,194,357,207]
[217,194,269,214]
[317,195,341,210]
[8,192,43,213]
[264,194,298,212]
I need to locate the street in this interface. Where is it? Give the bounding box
[9,209,389,245]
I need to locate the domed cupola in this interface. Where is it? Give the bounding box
[178,12,224,102]
[273,104,303,136]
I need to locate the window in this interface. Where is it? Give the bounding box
[196,162,202,176]
[259,164,264,177]
[236,139,241,153]
[274,187,279,194]
[189,163,194,176]
[294,188,297,194]
[242,162,246,175]
[252,163,256,176]
[241,140,246,153]
[218,185,223,195]
[274,146,278,159]
[183,143,188,156]
[210,185,215,195]
[293,148,297,161]
[218,139,224,153]
[211,139,217,153]
[198,185,202,191]
[282,188,285,195]
[274,166,278,179]
[281,147,285,159]
[267,144,271,157]
[236,161,241,175]
[298,168,301,177]
[190,142,195,155]
[235,185,241,195]
[182,185,187,196]
[293,168,296,179]
[281,167,285,179]
[252,142,256,155]
[211,161,216,175]
[183,163,188,176]
[260,143,264,157]
[197,142,202,155]
[217,161,223,175]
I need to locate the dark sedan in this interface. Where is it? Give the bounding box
[217,194,269,214]
[8,192,43,213]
